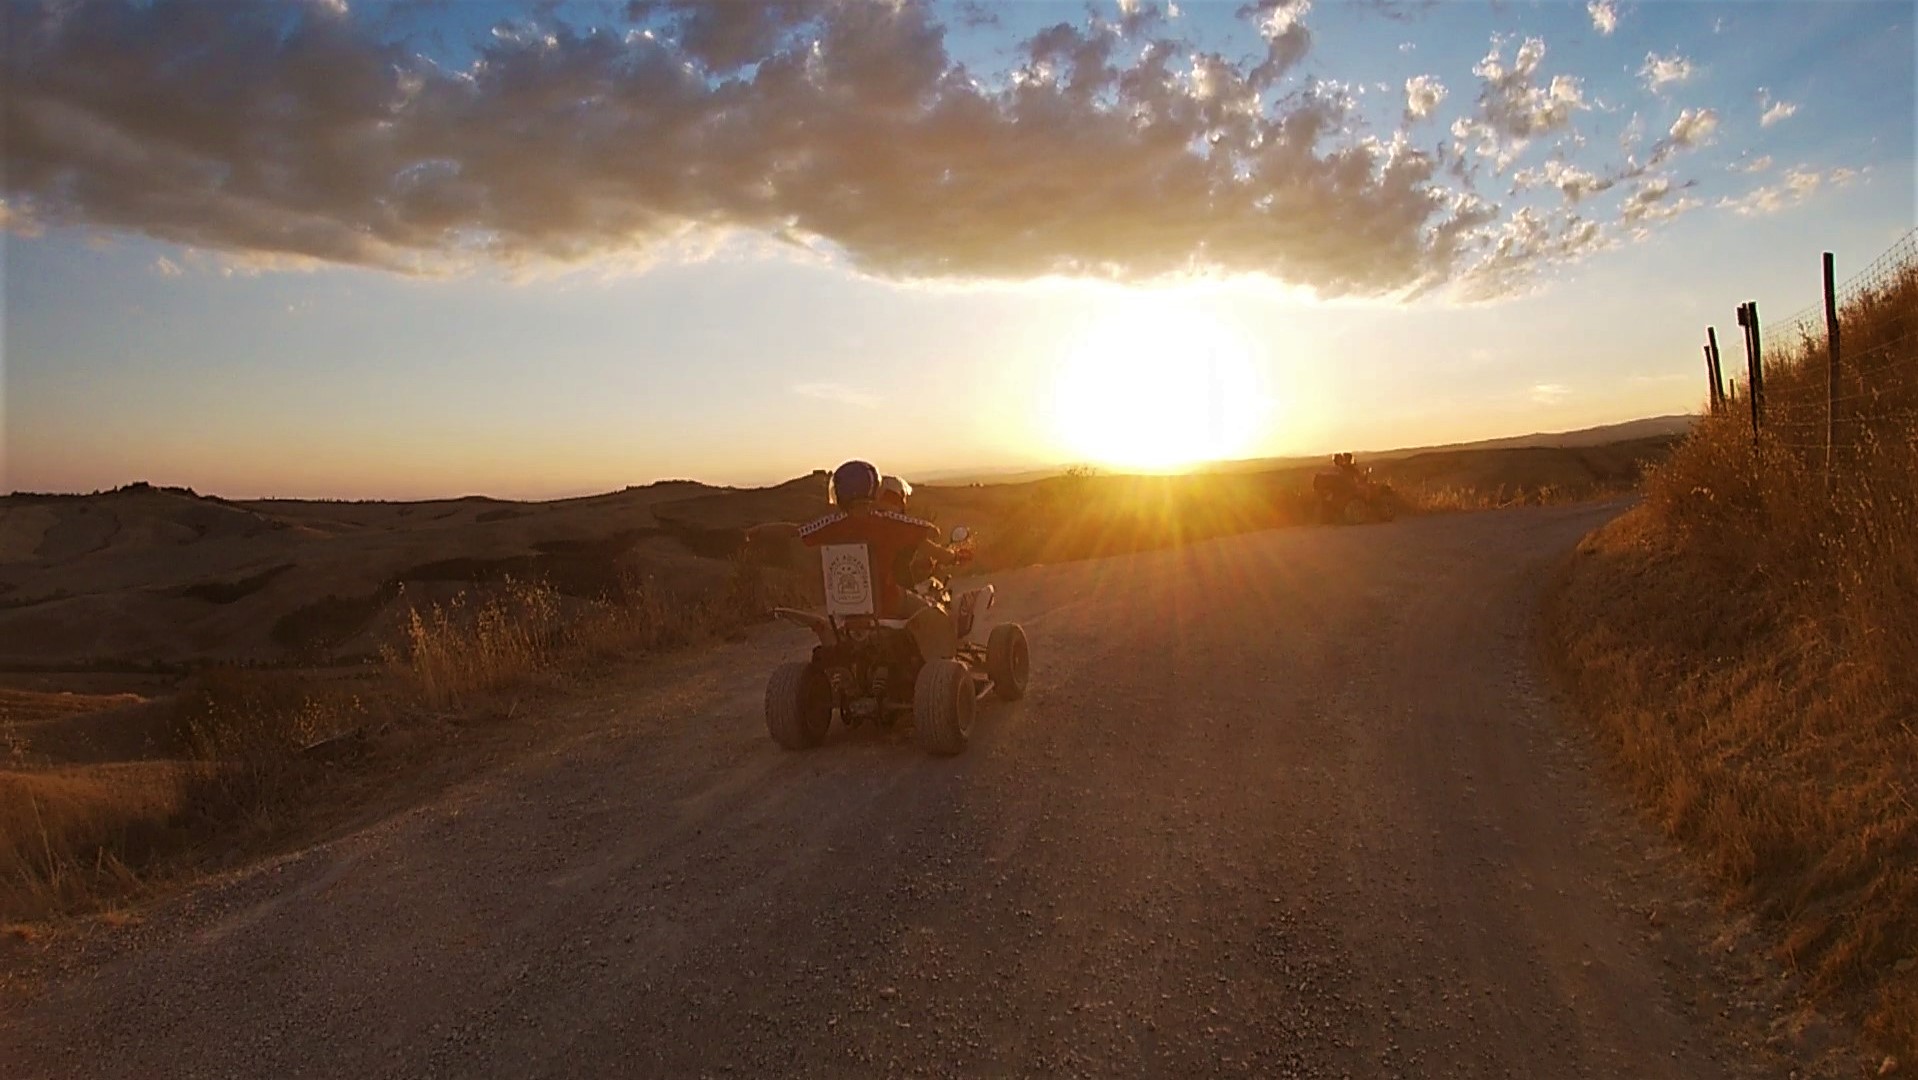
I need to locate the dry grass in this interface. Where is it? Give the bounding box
[0,560,782,926]
[1,762,189,922]
[1549,253,1918,1057]
[968,461,1642,572]
[390,563,781,709]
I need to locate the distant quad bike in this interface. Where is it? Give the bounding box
[1313,453,1402,525]
[764,526,1029,757]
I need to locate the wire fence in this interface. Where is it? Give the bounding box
[1766,230,1918,348]
[1699,228,1918,479]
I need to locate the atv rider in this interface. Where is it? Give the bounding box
[799,461,968,662]
[876,474,954,591]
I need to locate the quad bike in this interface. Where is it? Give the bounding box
[764,526,1030,757]
[1313,454,1402,525]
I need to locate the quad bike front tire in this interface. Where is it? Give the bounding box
[986,623,1030,701]
[913,658,976,756]
[1342,498,1372,526]
[766,661,833,750]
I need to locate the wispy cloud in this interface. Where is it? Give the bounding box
[1511,159,1613,203]
[1474,38,1587,140]
[1586,0,1618,36]
[1639,52,1694,93]
[151,256,184,278]
[1719,166,1861,217]
[792,382,882,409]
[0,198,42,238]
[1622,177,1701,226]
[1531,383,1571,405]
[1648,107,1719,165]
[1758,90,1798,127]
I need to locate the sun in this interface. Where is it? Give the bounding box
[1051,301,1271,470]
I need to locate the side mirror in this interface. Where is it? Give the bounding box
[949,525,971,545]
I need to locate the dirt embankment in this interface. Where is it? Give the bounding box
[1546,250,1918,1065]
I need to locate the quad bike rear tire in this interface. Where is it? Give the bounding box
[913,658,976,756]
[986,623,1030,701]
[1342,499,1372,525]
[766,661,832,750]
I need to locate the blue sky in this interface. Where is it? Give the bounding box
[3,0,1912,499]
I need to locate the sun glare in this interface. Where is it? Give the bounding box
[1052,301,1271,470]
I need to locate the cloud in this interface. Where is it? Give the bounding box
[1733,154,1773,174]
[1719,166,1861,217]
[1586,0,1618,36]
[1531,382,1571,404]
[151,255,183,277]
[1511,159,1613,203]
[1759,91,1797,127]
[0,1,1664,302]
[1398,41,1415,54]
[792,382,881,408]
[1639,52,1694,93]
[1447,39,1589,177]
[1619,112,1646,155]
[1665,106,1718,145]
[1456,205,1611,300]
[1239,0,1313,87]
[0,198,39,237]
[1646,107,1718,165]
[1403,74,1447,123]
[1621,177,1700,225]
[1471,38,1586,143]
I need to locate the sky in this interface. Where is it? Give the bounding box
[2,0,1913,500]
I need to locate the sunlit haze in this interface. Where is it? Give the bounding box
[3,0,1912,499]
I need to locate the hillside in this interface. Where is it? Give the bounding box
[0,430,1677,672]
[913,415,1693,485]
[1548,235,1918,1059]
[0,481,730,669]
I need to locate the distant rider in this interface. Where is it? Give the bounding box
[798,461,967,660]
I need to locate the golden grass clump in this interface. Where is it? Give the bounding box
[1550,245,1918,1057]
[1,762,187,923]
[2,560,780,925]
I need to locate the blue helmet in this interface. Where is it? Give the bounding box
[828,460,880,506]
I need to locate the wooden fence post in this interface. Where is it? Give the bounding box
[1706,326,1724,410]
[1823,252,1841,489]
[1738,303,1761,445]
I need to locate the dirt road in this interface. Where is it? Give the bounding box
[4,504,1804,1078]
